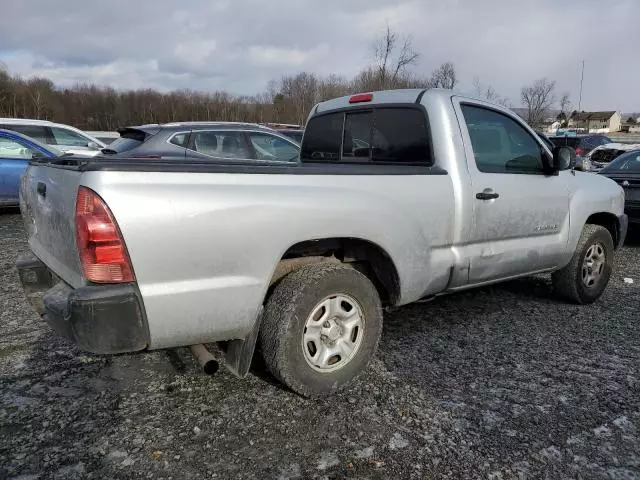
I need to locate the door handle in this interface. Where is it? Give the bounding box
[36,182,46,197]
[476,190,499,200]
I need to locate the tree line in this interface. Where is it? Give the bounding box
[0,26,460,130]
[0,26,569,130]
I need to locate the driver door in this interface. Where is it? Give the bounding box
[456,102,571,284]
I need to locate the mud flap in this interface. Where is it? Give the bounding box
[222,307,263,378]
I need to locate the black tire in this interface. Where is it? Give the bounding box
[259,263,383,397]
[552,224,614,304]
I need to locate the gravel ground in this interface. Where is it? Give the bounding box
[1,211,639,480]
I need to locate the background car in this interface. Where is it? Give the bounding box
[0,129,61,207]
[100,122,300,163]
[0,118,106,155]
[548,134,612,157]
[599,149,640,224]
[586,143,640,172]
[549,134,612,171]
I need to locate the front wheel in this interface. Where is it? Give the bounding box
[552,224,614,304]
[259,263,383,397]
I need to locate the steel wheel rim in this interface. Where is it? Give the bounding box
[582,242,606,288]
[302,294,365,373]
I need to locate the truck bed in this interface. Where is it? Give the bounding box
[20,156,456,350]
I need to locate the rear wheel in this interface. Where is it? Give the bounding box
[259,263,383,397]
[552,224,614,304]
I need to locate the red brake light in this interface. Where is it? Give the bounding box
[575,147,585,156]
[75,186,134,283]
[349,93,373,104]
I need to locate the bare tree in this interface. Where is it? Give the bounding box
[557,92,571,126]
[429,62,458,89]
[371,24,420,89]
[277,72,320,125]
[472,77,510,107]
[521,78,556,126]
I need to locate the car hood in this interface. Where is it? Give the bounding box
[587,143,640,158]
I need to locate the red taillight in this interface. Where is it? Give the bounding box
[575,147,585,156]
[349,93,373,104]
[75,186,134,283]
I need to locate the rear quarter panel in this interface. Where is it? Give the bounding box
[81,170,456,349]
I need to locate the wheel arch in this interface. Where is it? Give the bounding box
[586,212,621,249]
[269,237,401,306]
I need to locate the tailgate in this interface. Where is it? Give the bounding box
[20,163,85,287]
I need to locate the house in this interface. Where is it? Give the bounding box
[568,111,621,133]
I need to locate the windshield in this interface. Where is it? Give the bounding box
[600,150,640,173]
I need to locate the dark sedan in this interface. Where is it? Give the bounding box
[599,150,640,224]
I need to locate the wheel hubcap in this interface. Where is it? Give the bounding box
[302,294,365,372]
[582,242,606,288]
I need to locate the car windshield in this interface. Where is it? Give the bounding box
[600,150,640,172]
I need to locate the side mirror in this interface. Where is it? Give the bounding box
[552,146,575,171]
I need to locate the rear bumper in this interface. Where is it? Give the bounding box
[16,251,148,354]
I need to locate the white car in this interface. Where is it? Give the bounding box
[0,118,106,156]
[586,142,640,171]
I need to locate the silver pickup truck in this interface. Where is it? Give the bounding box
[16,89,627,397]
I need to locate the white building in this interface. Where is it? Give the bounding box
[568,111,622,133]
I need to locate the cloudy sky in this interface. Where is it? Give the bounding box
[1,0,639,112]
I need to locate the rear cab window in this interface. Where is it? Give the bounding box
[301,106,432,165]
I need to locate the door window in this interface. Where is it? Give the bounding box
[0,125,50,144]
[248,132,299,162]
[50,127,93,147]
[0,137,35,159]
[190,131,252,159]
[461,105,544,174]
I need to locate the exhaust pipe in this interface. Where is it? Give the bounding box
[190,344,219,375]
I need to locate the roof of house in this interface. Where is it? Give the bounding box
[570,111,617,121]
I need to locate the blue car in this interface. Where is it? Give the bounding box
[0,128,61,207]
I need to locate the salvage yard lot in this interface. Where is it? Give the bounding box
[1,212,639,480]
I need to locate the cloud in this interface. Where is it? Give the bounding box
[0,0,638,111]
